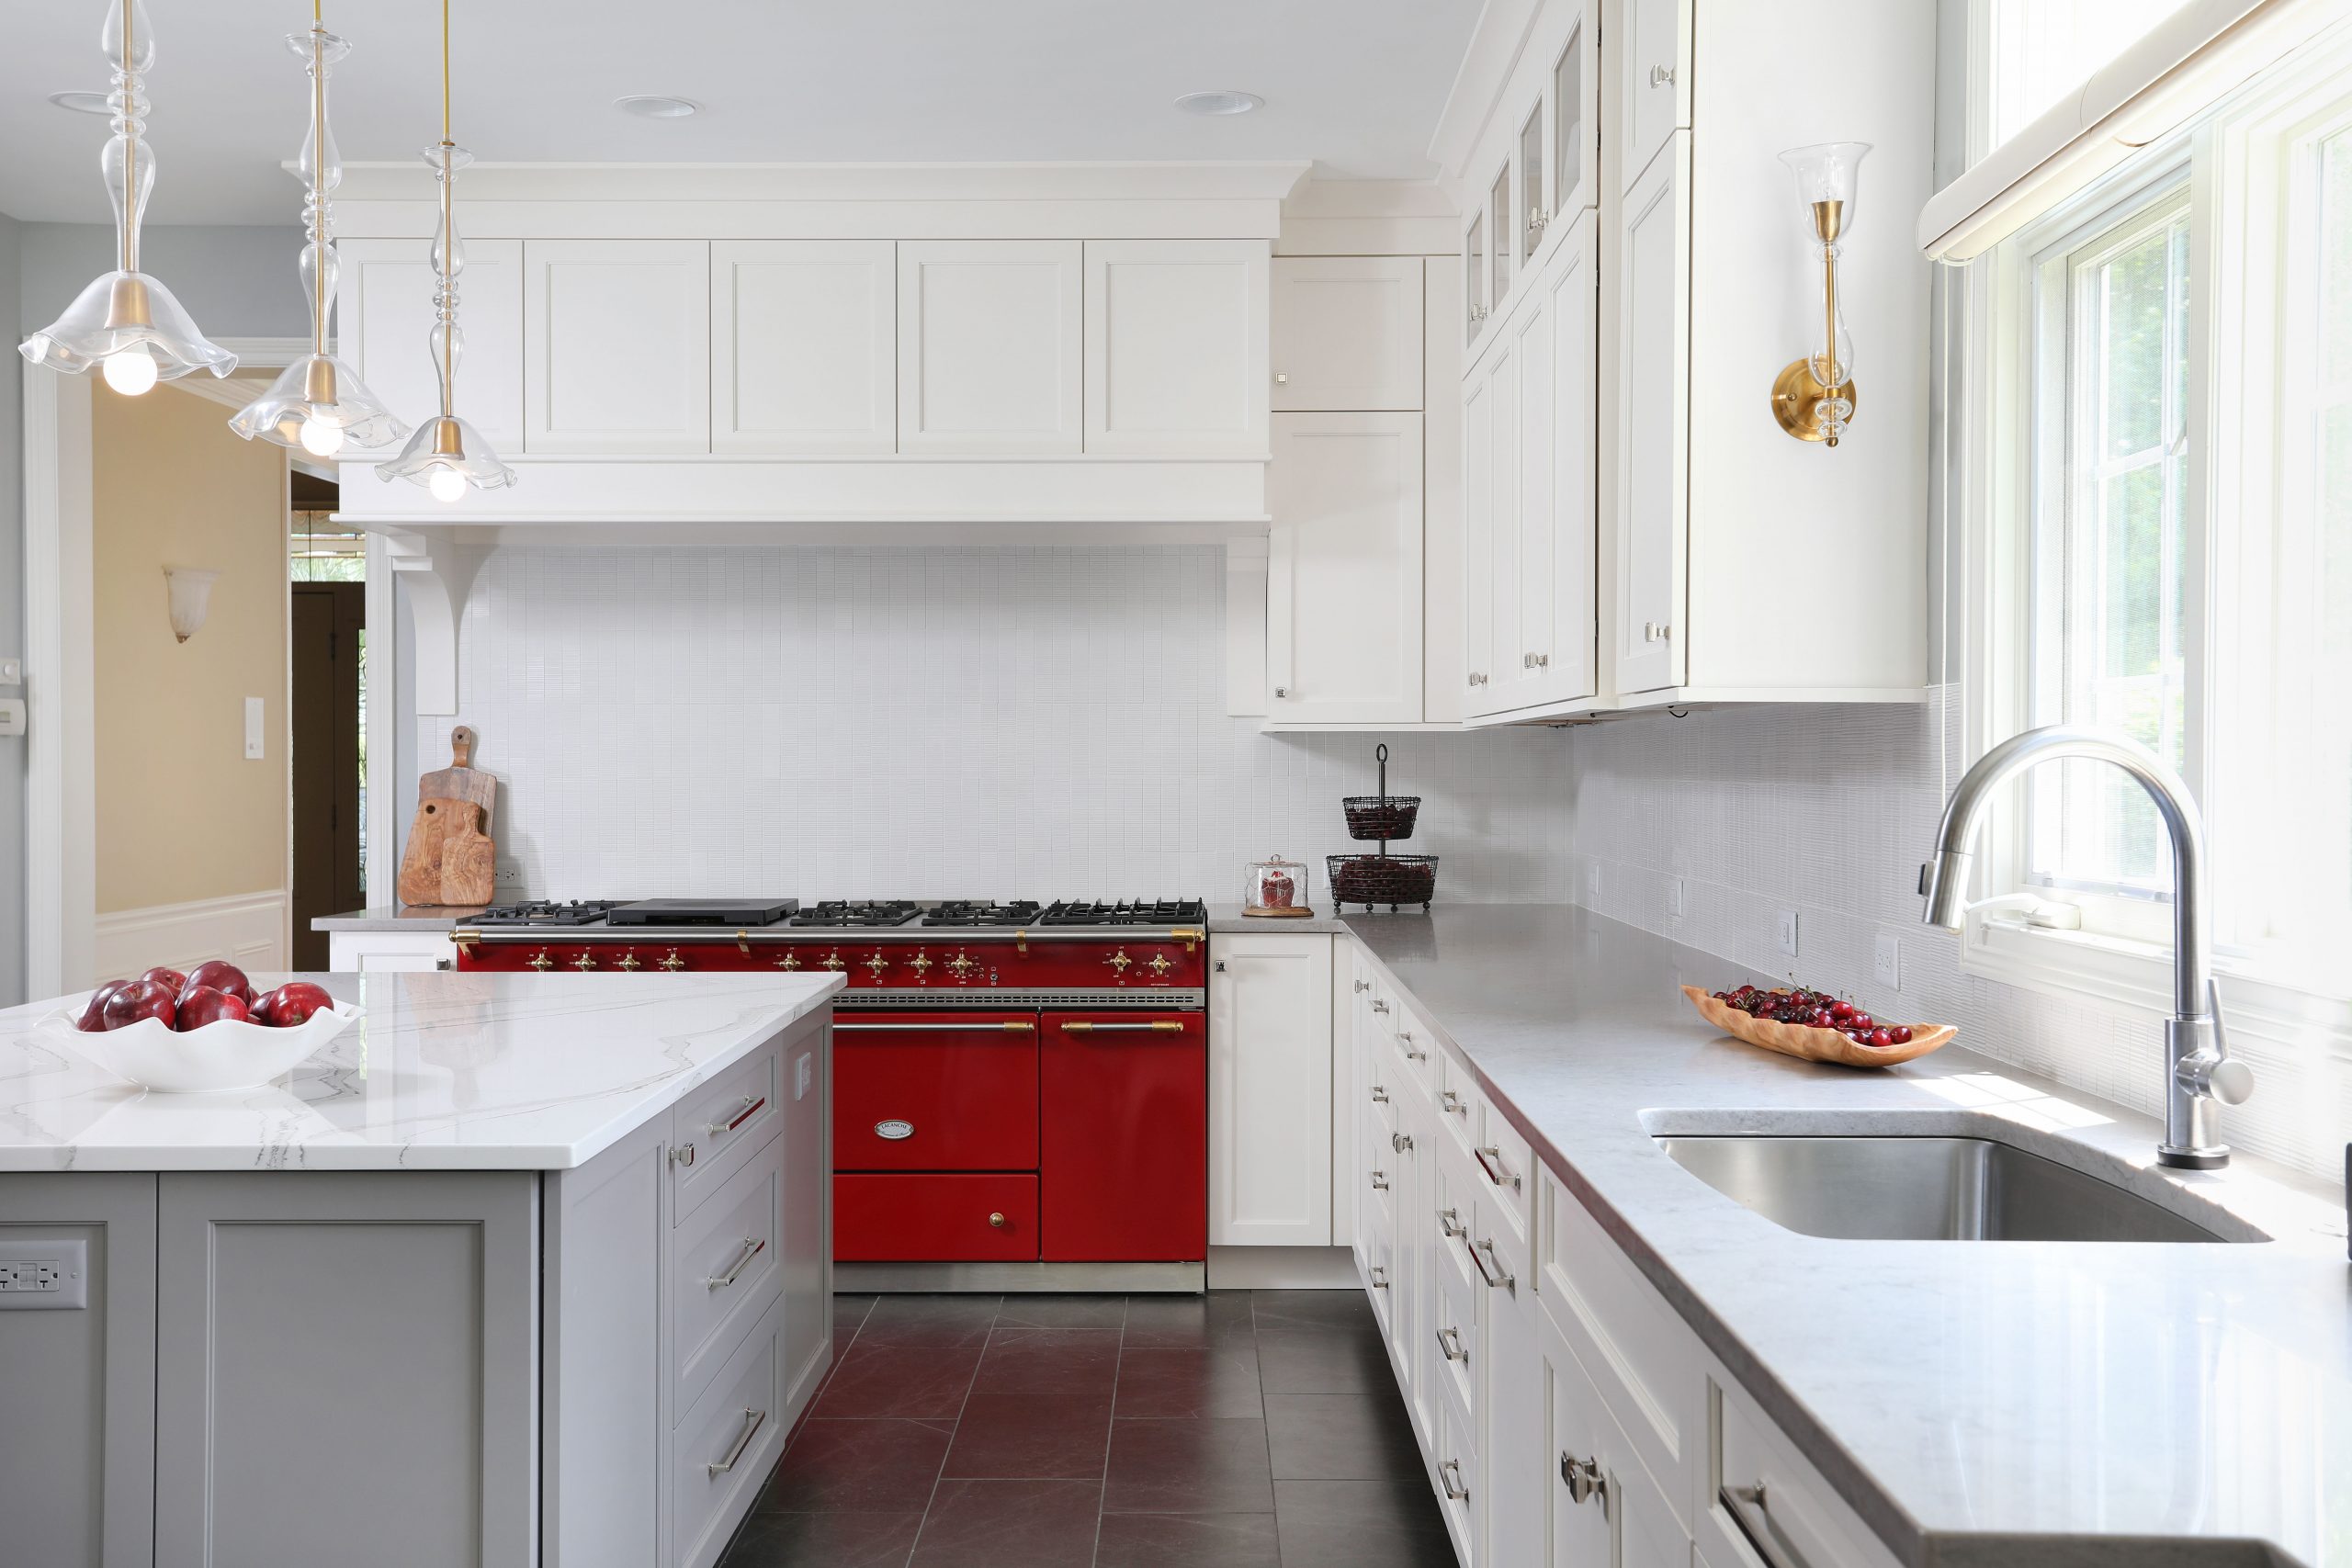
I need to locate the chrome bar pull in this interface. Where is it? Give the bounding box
[707,1408,768,1475]
[1440,1459,1470,1502]
[1469,1238,1515,1292]
[1723,1482,1813,1568]
[703,1235,767,1291]
[1436,1325,1467,1363]
[707,1095,765,1135]
[1474,1145,1521,1192]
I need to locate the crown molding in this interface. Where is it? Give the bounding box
[334,160,1315,206]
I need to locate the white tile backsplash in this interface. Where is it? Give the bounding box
[414,545,1577,907]
[1559,688,2349,1181]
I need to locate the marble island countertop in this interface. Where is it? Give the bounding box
[1343,905,2352,1568]
[0,971,843,1173]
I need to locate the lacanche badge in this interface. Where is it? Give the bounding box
[876,1120,914,1141]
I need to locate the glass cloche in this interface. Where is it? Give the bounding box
[1243,854,1314,918]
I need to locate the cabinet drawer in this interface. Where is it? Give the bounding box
[1435,1392,1478,1568]
[673,1299,783,1568]
[671,1041,783,1224]
[1536,1164,1704,1530]
[1393,1008,1441,1091]
[1431,1055,1477,1152]
[832,1013,1038,1170]
[834,1173,1038,1262]
[1473,1099,1532,1242]
[1428,1237,1479,1423]
[1713,1375,1898,1568]
[673,1129,785,1418]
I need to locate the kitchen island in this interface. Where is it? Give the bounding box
[0,969,842,1568]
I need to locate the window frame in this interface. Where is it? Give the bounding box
[1959,28,2352,1052]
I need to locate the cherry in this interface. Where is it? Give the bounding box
[1867,1027,1894,1048]
[1890,1025,1914,1044]
[1829,999,1856,1021]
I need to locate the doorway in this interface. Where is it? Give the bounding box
[288,472,367,969]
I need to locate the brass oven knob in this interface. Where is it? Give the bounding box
[908,951,933,979]
[1104,948,1133,976]
[944,951,978,982]
[570,951,598,971]
[988,1212,1007,1229]
[659,949,687,972]
[775,950,801,971]
[616,951,642,972]
[819,949,845,973]
[526,949,554,972]
[863,952,891,980]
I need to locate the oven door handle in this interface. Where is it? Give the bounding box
[1057,1020,1188,1034]
[831,1021,1036,1033]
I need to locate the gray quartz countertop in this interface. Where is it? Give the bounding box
[1205,903,1357,934]
[1343,905,2350,1568]
[312,906,472,931]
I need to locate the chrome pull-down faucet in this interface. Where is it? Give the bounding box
[1918,724,2254,1168]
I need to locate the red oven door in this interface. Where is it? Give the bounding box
[1039,1010,1207,1262]
[832,1012,1040,1172]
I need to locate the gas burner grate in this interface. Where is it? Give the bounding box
[788,900,922,929]
[1037,899,1209,928]
[922,900,1044,928]
[468,899,625,929]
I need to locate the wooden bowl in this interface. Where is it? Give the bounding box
[1679,986,1954,1068]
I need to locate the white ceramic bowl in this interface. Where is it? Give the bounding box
[40,998,363,1093]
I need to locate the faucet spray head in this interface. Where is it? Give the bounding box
[1918,850,1973,931]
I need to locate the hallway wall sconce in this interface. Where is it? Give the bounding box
[1770,141,1869,447]
[164,566,220,643]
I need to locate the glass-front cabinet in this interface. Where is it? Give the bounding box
[1555,21,1591,217]
[1489,165,1513,305]
[1464,210,1487,346]
[1520,106,1548,265]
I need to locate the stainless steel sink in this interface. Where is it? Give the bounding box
[1655,1135,2239,1242]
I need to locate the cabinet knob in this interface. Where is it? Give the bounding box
[670,1143,696,1168]
[1521,651,1550,669]
[1644,621,1670,643]
[1274,371,1290,385]
[1649,63,1676,87]
[1352,979,1369,993]
[1273,686,1290,699]
[1562,1453,1608,1506]
[988,1212,1007,1229]
[1468,671,1487,687]
[1213,960,1227,972]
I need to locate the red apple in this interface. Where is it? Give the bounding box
[141,966,188,994]
[254,982,334,1028]
[175,986,252,1031]
[100,980,178,1031]
[77,979,132,1032]
[183,960,253,1006]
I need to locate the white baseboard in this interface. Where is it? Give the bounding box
[92,890,288,984]
[1205,1245,1359,1290]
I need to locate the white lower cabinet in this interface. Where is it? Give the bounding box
[1208,932,1335,1246]
[325,930,456,972]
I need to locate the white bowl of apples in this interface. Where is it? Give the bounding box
[42,962,362,1094]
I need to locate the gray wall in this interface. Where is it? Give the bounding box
[0,212,23,1008]
[17,224,309,339]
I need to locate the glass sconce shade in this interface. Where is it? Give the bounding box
[20,0,234,389]
[378,413,515,502]
[232,19,406,454]
[1779,141,1870,233]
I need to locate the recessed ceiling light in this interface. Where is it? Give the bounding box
[1174,90,1262,118]
[49,91,111,115]
[615,95,702,119]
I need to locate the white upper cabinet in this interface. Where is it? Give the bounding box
[1085,240,1270,455]
[1612,137,1691,696]
[1529,213,1600,708]
[710,241,896,455]
[898,240,1082,454]
[1621,0,1692,190]
[1207,931,1335,1247]
[336,237,524,456]
[1266,412,1425,726]
[524,240,712,455]
[1461,345,1498,705]
[1477,321,1525,714]
[1270,257,1424,412]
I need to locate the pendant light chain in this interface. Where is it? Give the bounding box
[310,0,327,358]
[438,0,455,420]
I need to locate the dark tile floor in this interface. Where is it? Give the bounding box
[721,1290,1457,1568]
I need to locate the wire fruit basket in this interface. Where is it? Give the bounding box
[1330,745,1438,911]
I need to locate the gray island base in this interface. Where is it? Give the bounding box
[0,970,842,1568]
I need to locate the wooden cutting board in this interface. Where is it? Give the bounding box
[398,727,499,908]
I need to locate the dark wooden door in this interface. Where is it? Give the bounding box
[289,583,365,970]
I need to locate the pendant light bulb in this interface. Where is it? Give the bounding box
[428,467,469,504]
[102,347,159,396]
[299,415,346,457]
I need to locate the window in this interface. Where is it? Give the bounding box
[1973,28,2352,1011]
[1980,0,2184,150]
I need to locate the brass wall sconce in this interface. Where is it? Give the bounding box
[1771,141,1870,447]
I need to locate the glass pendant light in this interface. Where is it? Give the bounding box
[231,0,407,457]
[377,0,515,503]
[19,0,236,393]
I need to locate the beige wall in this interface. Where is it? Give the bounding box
[92,382,288,914]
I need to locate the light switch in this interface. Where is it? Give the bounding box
[0,1239,88,1310]
[795,1053,813,1101]
[243,695,266,760]
[1775,908,1802,958]
[0,698,22,739]
[1874,932,1902,990]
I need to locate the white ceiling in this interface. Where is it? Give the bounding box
[0,0,1481,225]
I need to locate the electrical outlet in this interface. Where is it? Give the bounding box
[0,1240,87,1310]
[1775,908,1801,959]
[1668,877,1687,919]
[795,1053,813,1101]
[1587,863,1602,902]
[243,696,266,760]
[495,863,525,887]
[1875,932,1902,990]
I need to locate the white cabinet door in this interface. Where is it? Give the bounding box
[1478,326,1522,715]
[336,237,524,457]
[1086,240,1270,455]
[1532,212,1600,706]
[710,241,895,455]
[1461,338,1498,712]
[1611,134,1690,696]
[1271,256,1424,412]
[1208,933,1336,1247]
[1493,284,1551,715]
[325,931,455,973]
[524,240,711,455]
[1621,0,1692,192]
[1266,412,1425,725]
[1487,1278,1548,1568]
[1546,1314,1689,1568]
[898,240,1081,453]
